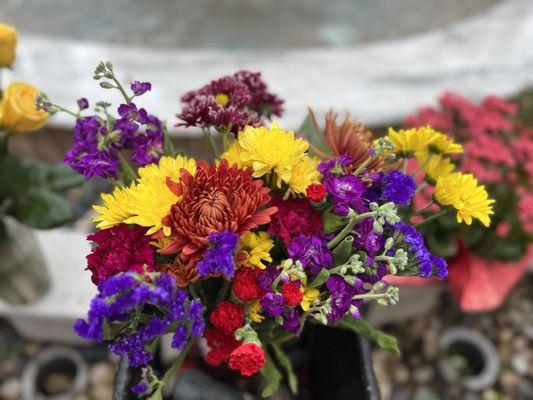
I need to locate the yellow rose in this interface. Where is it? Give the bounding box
[0,23,17,67]
[0,82,48,133]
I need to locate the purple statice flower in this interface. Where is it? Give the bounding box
[324,174,367,215]
[430,254,448,280]
[282,309,301,334]
[260,293,285,316]
[196,231,238,279]
[353,218,383,266]
[369,170,416,206]
[77,97,89,110]
[131,81,152,96]
[288,234,332,275]
[393,222,435,278]
[257,265,280,291]
[326,275,364,322]
[74,272,204,367]
[131,383,148,395]
[318,155,352,175]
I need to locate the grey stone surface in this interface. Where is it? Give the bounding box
[1,0,532,133]
[173,369,243,400]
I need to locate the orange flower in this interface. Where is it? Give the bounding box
[160,160,277,264]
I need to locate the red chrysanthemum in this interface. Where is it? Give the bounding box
[282,282,303,307]
[86,224,155,285]
[268,195,323,245]
[161,160,277,265]
[306,183,326,202]
[232,267,263,302]
[228,343,266,376]
[204,327,242,366]
[210,301,245,335]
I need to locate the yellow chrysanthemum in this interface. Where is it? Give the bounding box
[248,300,264,323]
[221,140,246,168]
[386,126,440,157]
[125,155,196,236]
[230,123,309,187]
[237,231,273,269]
[288,156,322,195]
[92,184,136,229]
[301,287,320,311]
[417,153,456,183]
[427,132,463,155]
[434,172,495,227]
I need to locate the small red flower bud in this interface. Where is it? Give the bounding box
[306,183,326,202]
[228,342,266,376]
[282,282,303,307]
[232,267,263,302]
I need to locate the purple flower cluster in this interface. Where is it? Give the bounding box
[177,70,284,134]
[353,218,384,266]
[288,234,332,275]
[393,222,448,279]
[326,275,364,322]
[369,170,416,206]
[196,231,239,279]
[64,82,164,179]
[260,293,285,316]
[74,272,204,366]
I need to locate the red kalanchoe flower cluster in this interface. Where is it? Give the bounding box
[282,282,303,307]
[86,224,155,285]
[204,327,242,366]
[306,183,327,202]
[228,342,266,376]
[161,160,277,270]
[232,267,263,302]
[268,195,323,245]
[210,301,245,335]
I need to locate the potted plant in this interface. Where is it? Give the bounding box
[38,62,494,398]
[0,23,83,304]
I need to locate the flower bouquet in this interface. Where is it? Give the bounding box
[0,23,82,303]
[37,62,494,398]
[405,92,532,311]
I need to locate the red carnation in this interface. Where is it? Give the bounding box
[282,282,303,307]
[268,196,323,245]
[306,183,326,202]
[210,301,245,335]
[232,267,263,302]
[228,343,266,376]
[86,224,155,285]
[204,327,242,366]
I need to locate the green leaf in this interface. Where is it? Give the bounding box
[260,350,282,397]
[309,268,330,289]
[272,344,298,395]
[0,155,30,197]
[46,164,85,191]
[338,317,401,356]
[322,209,346,234]
[15,188,73,229]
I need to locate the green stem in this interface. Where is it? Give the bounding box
[203,128,219,160]
[414,200,435,215]
[327,211,377,250]
[117,152,138,184]
[53,103,78,118]
[160,340,193,386]
[411,154,432,177]
[353,154,373,176]
[216,279,231,303]
[352,292,389,301]
[401,159,407,173]
[111,77,131,104]
[414,209,449,228]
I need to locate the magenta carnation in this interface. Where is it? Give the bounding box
[86,224,155,284]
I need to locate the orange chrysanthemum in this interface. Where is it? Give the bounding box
[161,160,277,264]
[307,109,394,173]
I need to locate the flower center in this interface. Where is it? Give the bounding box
[195,190,230,220]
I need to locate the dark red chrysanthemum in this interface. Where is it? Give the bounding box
[228,343,266,376]
[306,183,326,202]
[210,301,245,335]
[282,282,303,307]
[86,224,155,285]
[161,160,277,265]
[232,267,263,302]
[268,195,323,245]
[204,327,242,366]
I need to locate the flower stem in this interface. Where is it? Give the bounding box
[411,154,432,177]
[118,152,138,184]
[327,215,356,249]
[111,77,131,104]
[414,209,449,228]
[160,340,193,386]
[216,279,231,304]
[353,155,372,176]
[414,200,435,215]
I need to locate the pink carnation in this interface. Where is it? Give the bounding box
[86,224,155,284]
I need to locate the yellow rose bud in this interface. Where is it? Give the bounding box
[0,82,49,133]
[0,23,17,68]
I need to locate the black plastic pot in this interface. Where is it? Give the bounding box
[113,327,380,400]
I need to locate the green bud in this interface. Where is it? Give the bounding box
[100,82,115,89]
[384,237,394,251]
[105,61,114,71]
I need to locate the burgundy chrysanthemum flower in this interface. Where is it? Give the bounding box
[85,224,155,285]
